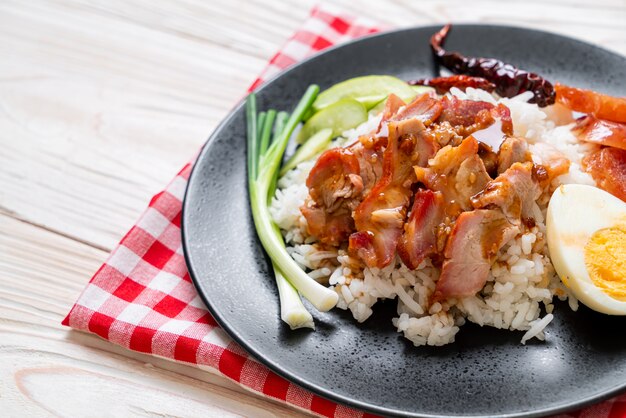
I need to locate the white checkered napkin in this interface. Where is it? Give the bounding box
[63,4,625,418]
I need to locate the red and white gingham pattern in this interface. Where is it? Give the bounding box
[63,5,626,418]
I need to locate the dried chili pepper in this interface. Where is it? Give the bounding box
[409,75,496,94]
[430,24,556,107]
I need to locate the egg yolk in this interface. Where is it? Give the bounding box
[584,225,626,301]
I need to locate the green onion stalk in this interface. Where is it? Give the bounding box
[246,86,338,329]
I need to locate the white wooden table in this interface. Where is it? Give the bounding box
[1,1,625,416]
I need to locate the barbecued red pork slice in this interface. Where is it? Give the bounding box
[469,104,514,151]
[456,154,492,201]
[433,209,519,301]
[415,136,491,217]
[393,93,443,125]
[583,147,626,202]
[436,99,514,148]
[555,83,626,124]
[375,93,407,139]
[383,93,406,122]
[306,148,363,210]
[348,142,384,196]
[300,204,355,247]
[374,93,442,140]
[348,183,411,267]
[477,143,499,177]
[491,103,514,136]
[497,136,531,174]
[437,96,494,127]
[301,148,363,245]
[471,162,542,226]
[401,118,441,168]
[428,121,463,148]
[349,119,438,268]
[572,116,626,151]
[397,190,446,269]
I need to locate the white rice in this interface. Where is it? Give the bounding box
[270,89,586,346]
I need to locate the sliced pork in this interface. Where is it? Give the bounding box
[583,147,626,202]
[437,96,494,128]
[374,93,407,140]
[471,162,541,226]
[497,136,531,174]
[393,93,443,125]
[415,136,491,217]
[555,83,626,124]
[349,119,437,268]
[433,209,519,301]
[572,116,626,151]
[301,148,363,245]
[348,141,384,196]
[397,190,446,269]
[490,104,514,136]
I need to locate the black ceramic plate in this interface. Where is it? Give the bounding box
[182,25,626,417]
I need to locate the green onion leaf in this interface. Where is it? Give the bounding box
[246,95,258,183]
[257,111,266,145]
[249,85,338,313]
[273,111,289,144]
[259,110,276,158]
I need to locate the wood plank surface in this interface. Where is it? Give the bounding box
[1,0,624,416]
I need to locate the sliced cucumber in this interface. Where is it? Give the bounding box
[313,75,418,112]
[280,128,333,176]
[368,86,437,116]
[369,98,388,116]
[296,98,367,144]
[411,85,436,95]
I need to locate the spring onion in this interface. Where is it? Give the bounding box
[258,111,289,185]
[259,110,276,157]
[267,111,313,329]
[273,111,289,140]
[247,86,338,324]
[247,99,313,329]
[256,111,266,144]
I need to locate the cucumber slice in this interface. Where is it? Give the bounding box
[296,98,367,144]
[280,128,333,176]
[411,85,436,95]
[368,86,437,116]
[368,98,388,116]
[313,75,417,112]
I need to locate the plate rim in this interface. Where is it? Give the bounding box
[181,23,626,418]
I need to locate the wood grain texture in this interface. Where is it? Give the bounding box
[0,213,307,417]
[0,0,624,416]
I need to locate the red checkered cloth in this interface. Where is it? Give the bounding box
[63,4,625,418]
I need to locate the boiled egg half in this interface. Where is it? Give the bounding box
[547,184,626,315]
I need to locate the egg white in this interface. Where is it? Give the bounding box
[546,184,626,315]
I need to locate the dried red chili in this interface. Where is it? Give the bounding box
[409,75,496,94]
[430,24,556,107]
